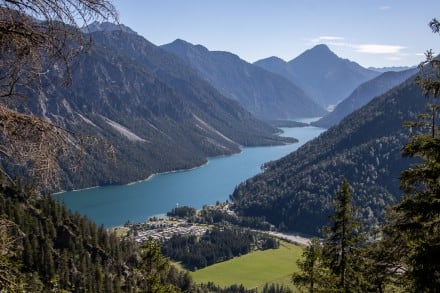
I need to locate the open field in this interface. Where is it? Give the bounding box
[190,241,303,290]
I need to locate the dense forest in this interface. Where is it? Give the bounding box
[290,20,440,292]
[0,0,439,292]
[0,181,293,292]
[0,181,192,292]
[162,226,279,271]
[168,205,273,230]
[231,74,424,235]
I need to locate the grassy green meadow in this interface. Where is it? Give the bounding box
[190,241,303,290]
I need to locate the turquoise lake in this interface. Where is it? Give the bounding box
[54,122,325,227]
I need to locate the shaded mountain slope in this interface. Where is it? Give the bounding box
[230,76,425,235]
[8,28,293,192]
[255,44,380,108]
[313,67,418,128]
[0,184,192,291]
[161,39,326,120]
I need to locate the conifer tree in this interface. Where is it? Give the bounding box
[358,220,410,293]
[292,238,333,293]
[139,239,179,292]
[390,18,440,292]
[322,179,363,292]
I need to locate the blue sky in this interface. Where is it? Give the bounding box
[112,0,440,68]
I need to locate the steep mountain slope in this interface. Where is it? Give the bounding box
[230,76,425,235]
[254,44,380,108]
[313,68,418,128]
[161,39,325,120]
[0,184,192,292]
[10,28,293,192]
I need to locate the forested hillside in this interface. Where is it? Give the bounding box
[0,182,193,292]
[231,76,424,235]
[313,67,417,128]
[3,26,294,193]
[1,180,293,292]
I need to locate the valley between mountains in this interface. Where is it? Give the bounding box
[5,22,422,236]
[2,1,439,291]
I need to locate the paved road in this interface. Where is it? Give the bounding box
[267,231,311,246]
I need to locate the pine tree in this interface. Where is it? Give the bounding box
[358,222,410,293]
[138,238,179,292]
[292,238,333,293]
[390,18,440,292]
[322,179,363,292]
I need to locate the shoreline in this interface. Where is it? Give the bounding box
[52,185,101,195]
[54,125,307,194]
[57,138,284,194]
[54,118,323,195]
[54,121,325,230]
[126,159,213,186]
[125,147,248,185]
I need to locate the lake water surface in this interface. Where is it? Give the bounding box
[55,123,325,227]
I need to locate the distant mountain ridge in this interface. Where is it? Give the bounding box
[255,44,380,108]
[82,21,138,35]
[368,66,416,72]
[231,74,425,235]
[6,26,293,192]
[313,67,418,128]
[161,39,326,120]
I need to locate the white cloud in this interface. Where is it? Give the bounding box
[354,44,406,54]
[379,6,391,10]
[309,36,407,58]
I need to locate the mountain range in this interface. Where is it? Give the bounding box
[6,21,418,202]
[368,66,416,72]
[161,39,325,120]
[254,44,381,109]
[313,67,418,128]
[230,72,424,235]
[8,25,294,192]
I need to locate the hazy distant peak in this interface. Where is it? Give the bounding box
[169,38,192,46]
[308,44,333,54]
[167,39,209,53]
[164,39,242,60]
[368,65,416,72]
[292,44,338,62]
[162,37,325,120]
[82,21,138,35]
[254,56,287,65]
[312,43,331,51]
